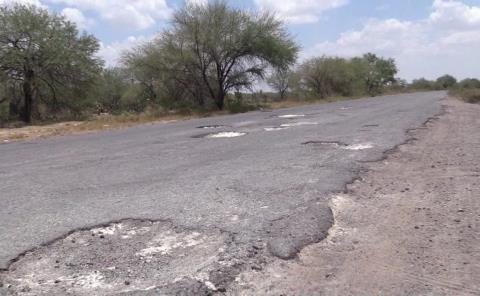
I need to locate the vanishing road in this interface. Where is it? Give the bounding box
[0,91,445,295]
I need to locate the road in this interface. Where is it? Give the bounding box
[0,91,445,295]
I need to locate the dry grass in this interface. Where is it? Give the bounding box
[0,113,192,143]
[449,88,480,104]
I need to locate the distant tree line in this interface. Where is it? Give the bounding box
[267,53,398,100]
[1,2,477,125]
[409,75,480,91]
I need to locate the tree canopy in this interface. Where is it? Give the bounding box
[0,5,102,122]
[293,53,398,99]
[124,0,299,110]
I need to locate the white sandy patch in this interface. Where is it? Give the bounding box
[121,226,151,239]
[264,127,288,131]
[205,281,217,291]
[74,272,110,289]
[278,114,305,118]
[340,107,352,110]
[343,143,374,150]
[90,223,123,236]
[207,132,246,138]
[324,195,357,244]
[280,122,318,127]
[54,272,111,290]
[136,231,204,257]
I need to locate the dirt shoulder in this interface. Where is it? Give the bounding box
[230,97,480,295]
[0,115,186,144]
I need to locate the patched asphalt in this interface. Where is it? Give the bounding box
[0,92,445,294]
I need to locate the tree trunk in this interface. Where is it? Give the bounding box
[22,70,34,124]
[215,90,225,110]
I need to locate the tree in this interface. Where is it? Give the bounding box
[155,0,299,110]
[95,68,131,113]
[410,78,435,90]
[435,75,457,89]
[0,5,102,123]
[267,68,292,100]
[355,53,398,96]
[297,56,355,99]
[122,42,190,110]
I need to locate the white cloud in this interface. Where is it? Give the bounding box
[45,0,172,31]
[61,7,93,29]
[97,35,153,67]
[254,0,348,24]
[429,0,480,28]
[303,0,480,81]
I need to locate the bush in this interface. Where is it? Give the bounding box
[0,101,9,123]
[458,78,480,89]
[450,88,480,103]
[225,99,260,114]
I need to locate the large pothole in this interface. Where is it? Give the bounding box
[0,220,227,296]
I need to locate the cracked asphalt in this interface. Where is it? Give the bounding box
[0,91,445,294]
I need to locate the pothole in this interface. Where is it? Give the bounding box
[206,132,246,138]
[196,125,228,129]
[264,127,289,132]
[0,219,227,296]
[278,114,305,119]
[303,141,374,150]
[342,143,374,150]
[280,122,318,127]
[303,141,347,147]
[192,131,247,139]
[267,202,334,260]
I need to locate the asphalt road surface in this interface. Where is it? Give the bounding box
[0,91,445,295]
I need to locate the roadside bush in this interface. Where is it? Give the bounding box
[0,101,9,123]
[225,98,261,114]
[410,78,436,90]
[457,78,480,89]
[450,88,480,103]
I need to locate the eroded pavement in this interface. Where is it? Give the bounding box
[0,92,454,295]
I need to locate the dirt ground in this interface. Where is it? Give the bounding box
[231,97,480,295]
[0,118,181,144]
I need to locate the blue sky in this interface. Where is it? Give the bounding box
[2,0,480,81]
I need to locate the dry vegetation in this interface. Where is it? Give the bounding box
[450,88,480,103]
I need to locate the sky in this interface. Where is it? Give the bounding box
[1,0,480,81]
